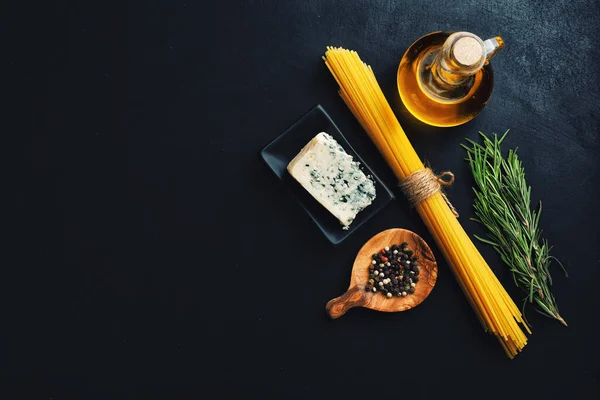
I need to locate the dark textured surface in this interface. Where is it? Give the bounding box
[5,0,600,397]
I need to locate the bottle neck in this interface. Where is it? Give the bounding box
[431,34,486,89]
[418,32,503,102]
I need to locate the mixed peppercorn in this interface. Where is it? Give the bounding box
[365,242,421,298]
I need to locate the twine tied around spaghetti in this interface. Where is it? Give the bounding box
[399,168,459,217]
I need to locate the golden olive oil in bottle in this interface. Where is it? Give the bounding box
[397,31,504,127]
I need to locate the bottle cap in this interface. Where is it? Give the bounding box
[452,37,484,66]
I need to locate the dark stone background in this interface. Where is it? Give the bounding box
[5,0,599,397]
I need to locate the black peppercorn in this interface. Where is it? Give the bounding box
[367,242,421,299]
[413,277,419,283]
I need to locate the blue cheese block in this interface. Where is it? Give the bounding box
[287,132,376,228]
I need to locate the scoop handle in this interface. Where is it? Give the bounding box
[326,286,366,319]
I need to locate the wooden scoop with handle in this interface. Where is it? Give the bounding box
[326,228,438,319]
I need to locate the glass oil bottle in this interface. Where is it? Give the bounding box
[397,31,504,127]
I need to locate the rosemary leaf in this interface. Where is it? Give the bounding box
[463,131,568,327]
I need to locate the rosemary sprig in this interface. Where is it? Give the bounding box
[462,131,568,326]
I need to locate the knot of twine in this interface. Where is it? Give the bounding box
[399,168,459,217]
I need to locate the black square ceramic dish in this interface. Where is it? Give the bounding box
[260,105,394,244]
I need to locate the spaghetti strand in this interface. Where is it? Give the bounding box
[323,47,529,358]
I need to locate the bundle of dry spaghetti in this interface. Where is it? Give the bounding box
[323,47,530,358]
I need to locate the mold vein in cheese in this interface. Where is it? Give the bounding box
[287,132,376,228]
